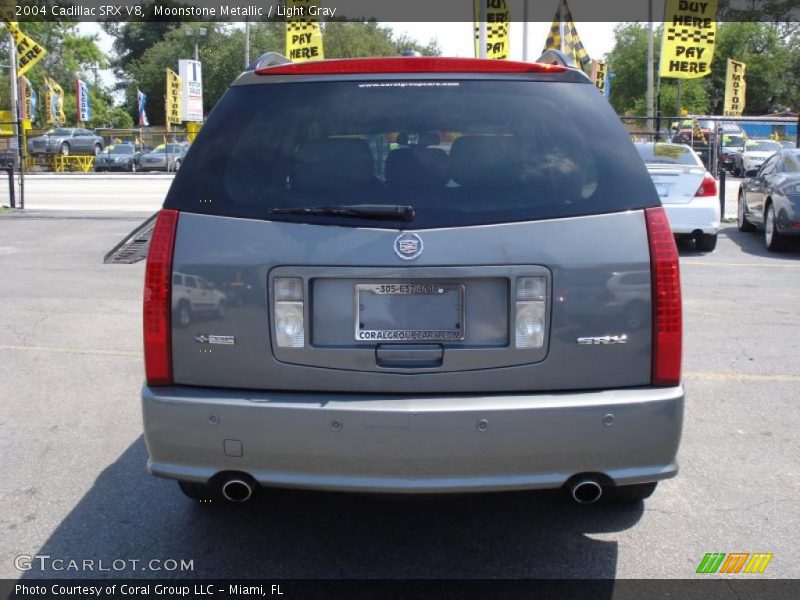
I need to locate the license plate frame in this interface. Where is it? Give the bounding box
[354,282,465,342]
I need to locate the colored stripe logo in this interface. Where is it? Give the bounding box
[697,553,773,574]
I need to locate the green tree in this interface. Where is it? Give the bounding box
[0,22,114,126]
[123,21,440,126]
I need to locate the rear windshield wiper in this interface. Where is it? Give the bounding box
[266,204,415,221]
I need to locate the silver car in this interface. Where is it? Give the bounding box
[139,143,188,171]
[141,54,684,505]
[27,127,104,156]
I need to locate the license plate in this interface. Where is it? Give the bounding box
[355,282,465,342]
[655,183,669,196]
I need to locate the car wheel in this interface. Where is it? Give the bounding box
[605,482,658,503]
[697,233,717,252]
[764,204,786,252]
[94,144,102,156]
[176,301,191,328]
[737,192,755,232]
[60,142,70,156]
[178,481,216,502]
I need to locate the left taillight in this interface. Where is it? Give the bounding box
[143,209,179,386]
[695,173,717,197]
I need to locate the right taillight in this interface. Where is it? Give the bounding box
[143,209,179,386]
[695,173,717,197]
[645,207,682,386]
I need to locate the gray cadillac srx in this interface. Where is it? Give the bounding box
[141,55,683,505]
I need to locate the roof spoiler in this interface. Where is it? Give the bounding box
[247,52,292,72]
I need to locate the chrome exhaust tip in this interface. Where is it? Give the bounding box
[571,479,603,504]
[221,478,253,503]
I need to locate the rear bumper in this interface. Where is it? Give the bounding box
[664,196,720,235]
[142,385,684,493]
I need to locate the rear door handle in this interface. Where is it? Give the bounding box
[375,344,443,368]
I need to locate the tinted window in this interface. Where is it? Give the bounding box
[722,135,744,147]
[747,141,781,152]
[635,143,700,166]
[173,274,183,285]
[166,80,658,228]
[759,154,779,176]
[185,276,197,288]
[47,129,73,136]
[109,145,135,154]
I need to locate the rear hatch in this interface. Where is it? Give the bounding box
[158,62,663,394]
[637,143,706,204]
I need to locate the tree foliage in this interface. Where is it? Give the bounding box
[119,21,440,126]
[605,21,800,117]
[0,22,121,127]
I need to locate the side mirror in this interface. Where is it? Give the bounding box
[744,169,758,178]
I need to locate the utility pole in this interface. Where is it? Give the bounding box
[9,32,24,208]
[522,0,529,61]
[647,0,654,121]
[244,18,250,69]
[478,0,487,58]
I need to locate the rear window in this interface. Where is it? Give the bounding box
[635,143,701,166]
[166,79,658,228]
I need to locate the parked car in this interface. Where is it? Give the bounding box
[738,148,800,251]
[93,143,141,172]
[139,143,188,171]
[732,139,782,177]
[635,142,720,251]
[27,128,104,156]
[719,132,746,173]
[141,55,683,505]
[172,272,227,327]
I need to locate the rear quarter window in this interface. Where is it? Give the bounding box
[165,79,658,228]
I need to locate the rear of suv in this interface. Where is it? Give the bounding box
[142,55,683,505]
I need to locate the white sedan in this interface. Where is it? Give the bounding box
[635,142,720,252]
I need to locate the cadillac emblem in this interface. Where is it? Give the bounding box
[394,233,423,260]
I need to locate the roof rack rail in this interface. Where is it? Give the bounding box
[248,52,292,72]
[536,49,571,67]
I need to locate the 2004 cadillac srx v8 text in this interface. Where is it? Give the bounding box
[141,54,683,505]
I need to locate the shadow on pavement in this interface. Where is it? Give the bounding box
[26,437,644,581]
[722,226,800,260]
[676,224,800,259]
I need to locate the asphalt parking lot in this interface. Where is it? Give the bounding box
[1,204,798,580]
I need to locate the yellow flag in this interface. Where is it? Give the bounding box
[44,77,54,125]
[660,0,717,79]
[165,68,182,126]
[590,60,607,94]
[723,59,746,117]
[473,0,510,60]
[2,18,47,77]
[285,0,325,62]
[49,78,65,124]
[542,0,590,72]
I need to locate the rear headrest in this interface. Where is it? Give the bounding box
[292,138,374,191]
[385,147,449,189]
[449,136,523,187]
